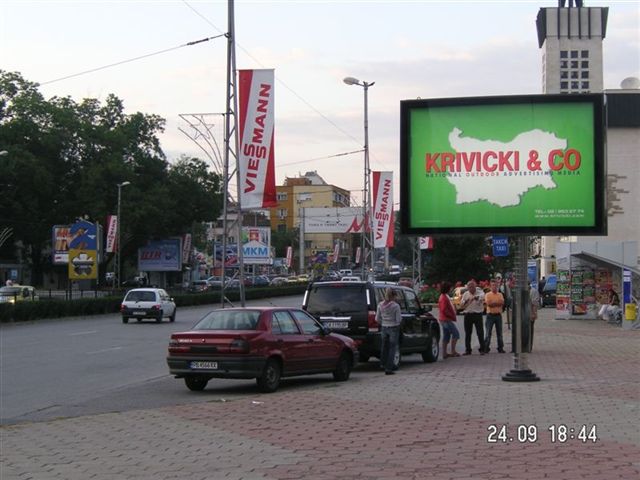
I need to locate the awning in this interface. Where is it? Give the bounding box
[571,251,640,277]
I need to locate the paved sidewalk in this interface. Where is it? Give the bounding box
[1,309,639,480]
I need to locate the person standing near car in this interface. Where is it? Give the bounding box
[461,280,486,355]
[484,279,506,353]
[438,281,460,359]
[376,288,402,375]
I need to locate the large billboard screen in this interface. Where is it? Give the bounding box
[138,239,182,272]
[400,94,606,235]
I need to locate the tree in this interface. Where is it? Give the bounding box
[0,70,223,284]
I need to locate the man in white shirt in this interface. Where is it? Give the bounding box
[461,280,487,355]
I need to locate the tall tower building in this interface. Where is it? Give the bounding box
[536,1,609,94]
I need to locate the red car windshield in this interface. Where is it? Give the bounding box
[194,310,260,330]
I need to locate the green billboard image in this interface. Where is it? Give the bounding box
[400,94,606,235]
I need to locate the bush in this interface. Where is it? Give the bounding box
[0,284,308,323]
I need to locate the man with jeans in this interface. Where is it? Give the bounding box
[484,279,506,353]
[461,280,486,355]
[376,288,402,375]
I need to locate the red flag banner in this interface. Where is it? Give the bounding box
[372,171,394,248]
[420,236,434,250]
[238,69,277,209]
[105,215,117,253]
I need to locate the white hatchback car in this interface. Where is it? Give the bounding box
[120,288,177,324]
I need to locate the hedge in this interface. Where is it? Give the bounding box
[0,285,307,323]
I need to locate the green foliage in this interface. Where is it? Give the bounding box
[418,285,440,304]
[0,70,223,284]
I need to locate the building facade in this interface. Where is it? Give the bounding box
[268,171,354,273]
[535,2,639,281]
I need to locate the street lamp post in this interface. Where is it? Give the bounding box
[116,181,131,288]
[343,76,375,279]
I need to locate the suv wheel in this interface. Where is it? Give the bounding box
[422,337,439,363]
[156,311,163,323]
[122,316,129,324]
[169,308,176,322]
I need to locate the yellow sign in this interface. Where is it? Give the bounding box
[68,249,98,280]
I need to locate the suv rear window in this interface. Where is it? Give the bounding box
[306,284,369,314]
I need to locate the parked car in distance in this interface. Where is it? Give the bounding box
[270,277,289,286]
[0,285,39,304]
[167,307,358,392]
[541,274,557,307]
[248,275,270,287]
[338,269,353,278]
[341,276,361,282]
[120,288,177,323]
[206,276,223,288]
[188,280,210,293]
[302,281,440,368]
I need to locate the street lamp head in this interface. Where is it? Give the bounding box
[343,76,361,86]
[118,181,131,188]
[0,150,8,156]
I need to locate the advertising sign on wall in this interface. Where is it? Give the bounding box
[304,207,364,234]
[400,94,606,235]
[238,69,277,210]
[138,239,182,272]
[242,227,272,265]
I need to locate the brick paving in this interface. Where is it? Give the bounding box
[1,308,639,480]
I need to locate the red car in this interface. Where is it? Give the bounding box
[167,307,359,393]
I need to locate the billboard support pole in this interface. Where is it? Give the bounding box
[503,235,540,382]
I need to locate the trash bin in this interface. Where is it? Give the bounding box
[625,303,637,321]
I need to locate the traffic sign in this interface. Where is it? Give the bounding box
[492,236,509,257]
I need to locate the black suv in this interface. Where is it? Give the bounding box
[302,281,440,367]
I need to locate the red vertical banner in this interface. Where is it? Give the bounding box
[286,246,293,268]
[372,171,394,248]
[105,215,117,253]
[238,69,277,209]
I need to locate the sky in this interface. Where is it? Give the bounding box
[1,0,639,208]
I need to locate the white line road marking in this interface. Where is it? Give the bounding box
[69,330,98,336]
[86,346,123,354]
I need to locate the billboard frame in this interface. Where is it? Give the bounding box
[399,93,606,235]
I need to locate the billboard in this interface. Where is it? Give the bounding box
[400,94,606,235]
[52,225,71,264]
[68,249,98,280]
[304,207,364,234]
[138,239,182,272]
[241,227,271,265]
[238,69,277,209]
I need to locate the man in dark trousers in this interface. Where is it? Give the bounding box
[461,280,486,355]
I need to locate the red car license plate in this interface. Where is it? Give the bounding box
[190,361,218,370]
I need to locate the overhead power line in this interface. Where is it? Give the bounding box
[40,34,226,86]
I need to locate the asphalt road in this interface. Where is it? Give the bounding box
[0,294,305,425]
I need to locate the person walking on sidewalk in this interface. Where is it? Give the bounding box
[376,288,402,375]
[484,279,506,353]
[529,282,540,351]
[438,281,460,359]
[461,280,486,355]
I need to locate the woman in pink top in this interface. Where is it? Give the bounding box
[438,281,460,359]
